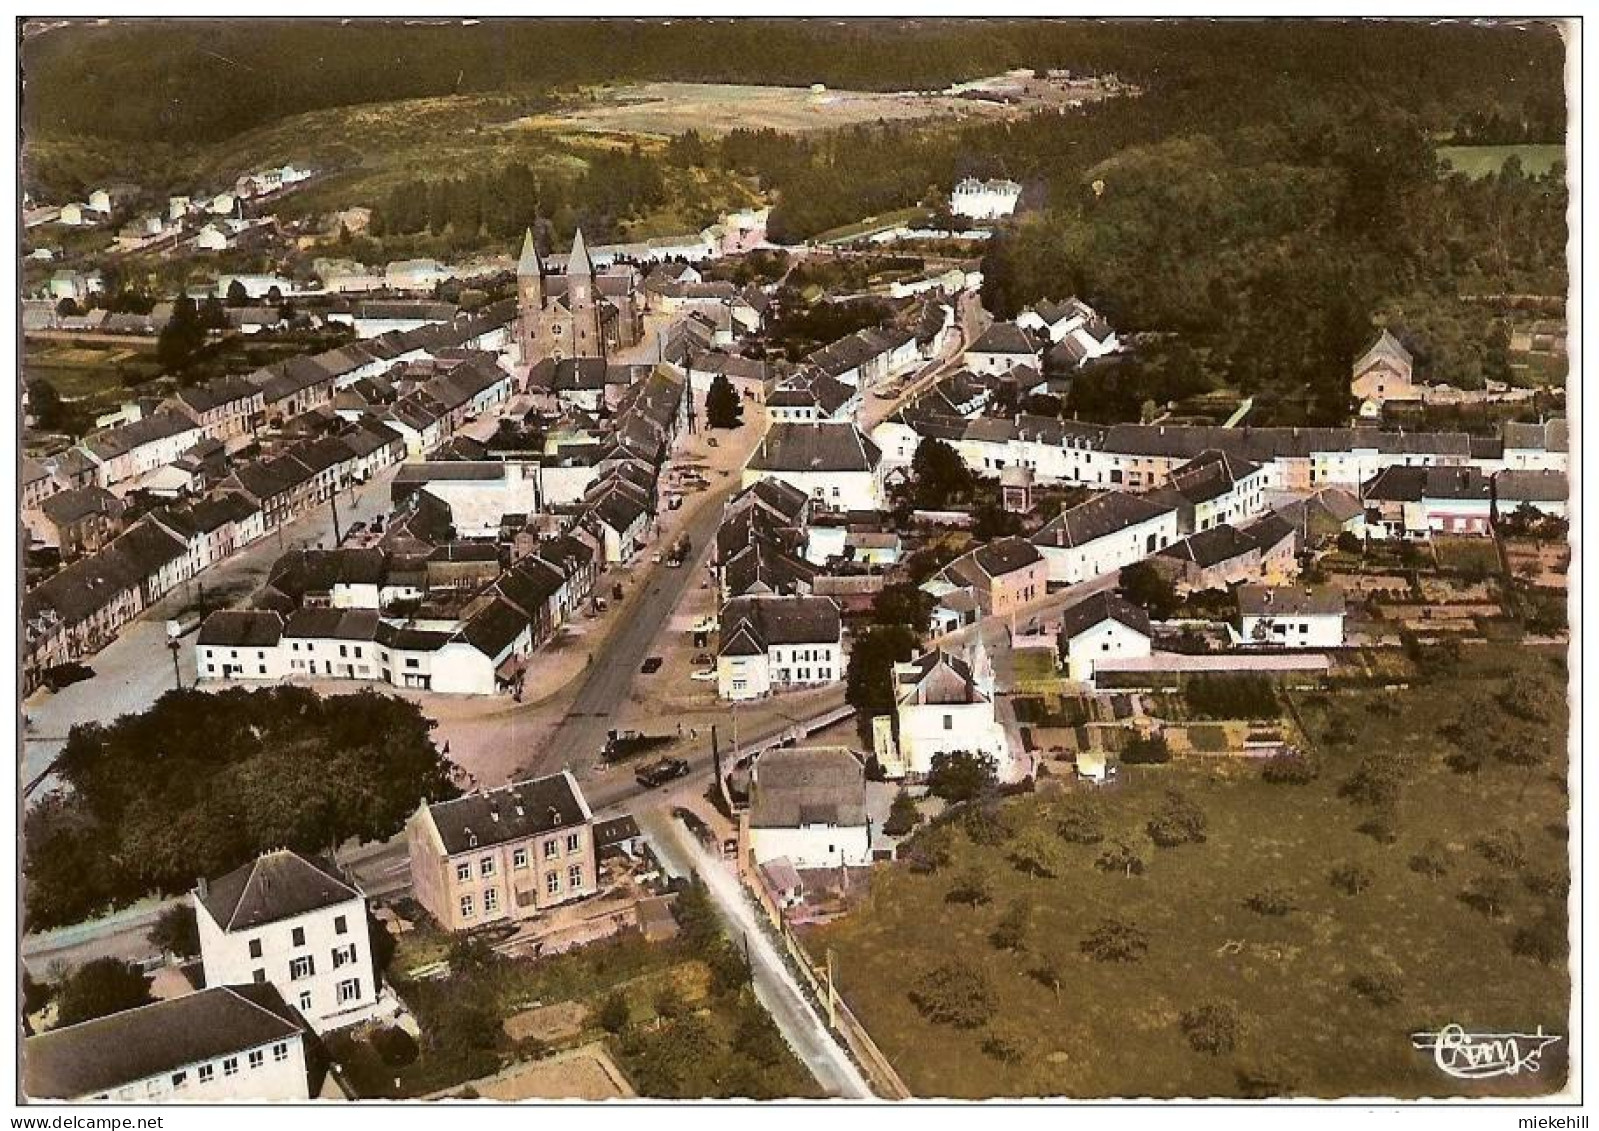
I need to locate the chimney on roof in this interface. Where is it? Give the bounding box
[196,876,209,900]
[548,805,562,825]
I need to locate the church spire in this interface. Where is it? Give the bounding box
[517,228,542,277]
[567,227,594,278]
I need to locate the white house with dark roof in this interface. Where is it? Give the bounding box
[1493,469,1568,520]
[963,321,1041,376]
[1236,584,1346,648]
[718,595,843,701]
[23,984,310,1102]
[1031,491,1181,586]
[744,421,886,513]
[406,771,596,932]
[746,746,871,869]
[1057,591,1153,684]
[888,646,1010,778]
[950,176,1022,221]
[195,849,380,1034]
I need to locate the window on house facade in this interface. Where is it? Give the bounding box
[332,944,357,968]
[289,955,315,980]
[456,861,471,882]
[198,1064,214,1084]
[334,915,347,935]
[291,927,306,948]
[223,1058,239,1078]
[249,938,263,959]
[568,864,583,889]
[253,968,266,984]
[273,1043,290,1063]
[298,991,313,1013]
[566,833,580,853]
[544,838,558,859]
[546,871,560,895]
[336,978,361,1004]
[513,847,529,870]
[484,887,500,913]
[480,856,495,876]
[249,1050,265,1070]
[460,894,475,919]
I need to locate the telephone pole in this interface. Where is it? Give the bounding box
[330,487,343,545]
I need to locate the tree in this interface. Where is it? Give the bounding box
[1512,910,1566,965]
[884,790,923,837]
[1461,873,1513,918]
[1146,790,1207,847]
[926,750,998,804]
[909,437,974,509]
[961,801,1014,846]
[990,898,1031,951]
[982,1024,1028,1064]
[54,958,153,1027]
[1244,885,1296,916]
[1475,827,1527,870]
[598,991,631,1034]
[1117,561,1179,620]
[55,296,79,317]
[1262,752,1319,785]
[1080,918,1149,963]
[910,960,996,1028]
[946,869,992,907]
[904,823,953,874]
[157,295,206,372]
[871,582,934,635]
[1328,861,1374,896]
[1123,730,1171,765]
[1335,530,1363,555]
[1056,796,1105,844]
[226,279,250,307]
[147,902,200,959]
[1009,827,1063,878]
[447,933,501,977]
[1408,839,1451,880]
[1349,969,1404,1007]
[1029,951,1064,1000]
[705,373,743,429]
[1180,1003,1240,1055]
[372,1025,420,1066]
[845,624,921,741]
[731,1001,789,1068]
[1340,754,1407,810]
[1095,840,1146,877]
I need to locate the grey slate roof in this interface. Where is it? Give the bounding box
[198,849,361,932]
[747,422,882,473]
[749,746,867,830]
[425,772,590,856]
[24,984,304,1100]
[719,595,841,654]
[197,610,285,648]
[1238,584,1345,618]
[1058,591,1152,641]
[1032,491,1176,549]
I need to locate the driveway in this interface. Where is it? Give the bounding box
[635,809,874,1100]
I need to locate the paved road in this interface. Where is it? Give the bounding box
[635,809,875,1100]
[22,466,401,794]
[533,482,738,776]
[20,895,175,977]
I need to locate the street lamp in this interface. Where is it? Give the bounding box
[165,620,183,690]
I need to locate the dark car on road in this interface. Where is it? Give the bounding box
[637,757,690,788]
[42,662,94,691]
[640,656,664,674]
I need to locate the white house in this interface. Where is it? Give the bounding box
[195,849,382,1034]
[747,746,871,870]
[1494,469,1568,520]
[1236,584,1346,648]
[23,985,311,1101]
[718,595,843,702]
[888,647,1011,779]
[744,422,886,513]
[1031,491,1181,586]
[963,321,1041,376]
[1057,591,1153,684]
[950,176,1023,221]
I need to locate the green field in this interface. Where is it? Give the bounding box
[1437,144,1565,179]
[811,646,1569,1098]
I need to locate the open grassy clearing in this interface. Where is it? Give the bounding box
[1436,144,1566,179]
[811,645,1569,1098]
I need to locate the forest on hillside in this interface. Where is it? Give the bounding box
[22,19,1569,427]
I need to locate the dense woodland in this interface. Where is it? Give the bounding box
[23,19,1568,424]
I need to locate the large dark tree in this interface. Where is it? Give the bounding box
[705,373,743,429]
[27,687,457,929]
[53,959,153,1027]
[909,438,974,510]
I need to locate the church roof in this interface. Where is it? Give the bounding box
[518,229,542,277]
[567,228,594,278]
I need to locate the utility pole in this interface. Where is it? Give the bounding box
[330,486,342,545]
[167,636,182,690]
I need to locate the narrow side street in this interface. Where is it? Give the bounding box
[634,809,875,1101]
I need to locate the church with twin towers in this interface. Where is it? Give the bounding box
[514,227,644,369]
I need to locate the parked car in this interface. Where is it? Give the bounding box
[640,656,664,674]
[690,668,717,682]
[638,758,691,788]
[41,662,94,691]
